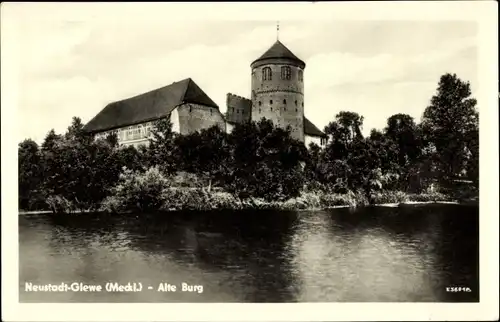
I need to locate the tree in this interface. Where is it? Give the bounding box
[37,118,123,211]
[381,114,423,191]
[41,129,62,153]
[384,113,421,166]
[116,145,146,172]
[326,111,364,143]
[18,139,44,210]
[147,117,178,175]
[85,138,123,209]
[65,117,87,142]
[40,129,66,199]
[304,142,322,184]
[323,111,365,160]
[319,111,368,192]
[175,125,230,191]
[105,132,119,148]
[225,119,307,201]
[465,128,479,184]
[420,73,478,182]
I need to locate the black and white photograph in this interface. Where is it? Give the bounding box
[2,1,498,321]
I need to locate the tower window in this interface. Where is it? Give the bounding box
[259,108,261,113]
[262,67,272,81]
[271,107,273,111]
[283,99,286,104]
[258,101,262,106]
[298,70,303,82]
[295,100,297,106]
[281,66,291,80]
[302,102,304,107]
[270,100,273,105]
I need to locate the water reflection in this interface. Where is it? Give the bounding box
[289,210,442,301]
[19,205,479,302]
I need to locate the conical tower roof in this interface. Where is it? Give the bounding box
[251,40,305,68]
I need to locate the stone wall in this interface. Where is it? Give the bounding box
[226,93,252,125]
[251,62,305,142]
[176,103,226,136]
[92,103,225,148]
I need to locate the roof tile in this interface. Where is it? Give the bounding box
[251,40,305,67]
[83,78,218,133]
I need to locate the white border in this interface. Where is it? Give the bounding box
[2,1,498,321]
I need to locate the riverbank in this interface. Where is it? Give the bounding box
[19,189,478,215]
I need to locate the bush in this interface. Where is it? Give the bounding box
[407,191,451,202]
[161,187,208,211]
[296,191,322,209]
[206,191,241,210]
[107,166,171,212]
[46,195,76,213]
[170,171,207,188]
[100,195,125,213]
[320,193,357,208]
[369,190,409,204]
[279,190,359,210]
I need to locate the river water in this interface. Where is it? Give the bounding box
[19,204,479,302]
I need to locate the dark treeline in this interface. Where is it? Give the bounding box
[19,73,479,213]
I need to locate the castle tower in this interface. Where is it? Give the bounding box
[250,38,306,142]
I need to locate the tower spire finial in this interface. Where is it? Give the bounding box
[277,21,280,40]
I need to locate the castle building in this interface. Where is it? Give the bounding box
[84,38,326,148]
[226,39,326,146]
[83,78,226,148]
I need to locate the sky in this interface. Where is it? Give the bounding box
[9,2,479,143]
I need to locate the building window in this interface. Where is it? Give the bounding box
[283,99,286,104]
[295,100,297,106]
[281,66,291,80]
[298,70,303,82]
[262,67,272,81]
[302,102,304,107]
[296,108,298,112]
[258,101,262,106]
[259,108,261,113]
[270,100,273,105]
[271,107,273,111]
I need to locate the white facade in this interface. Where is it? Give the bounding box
[305,134,326,148]
[226,122,235,133]
[93,109,182,148]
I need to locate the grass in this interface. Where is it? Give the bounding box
[28,186,477,215]
[100,188,460,214]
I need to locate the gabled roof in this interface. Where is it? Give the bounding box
[304,117,325,137]
[83,78,219,133]
[251,40,305,68]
